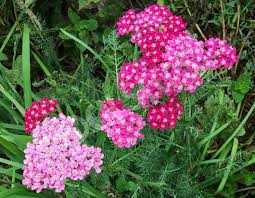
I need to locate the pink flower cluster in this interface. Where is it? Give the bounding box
[147,96,183,130]
[22,113,104,193]
[117,4,238,130]
[24,98,58,134]
[205,38,238,69]
[117,4,187,66]
[100,99,145,148]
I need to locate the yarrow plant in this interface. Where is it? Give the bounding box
[100,99,146,148]
[116,4,238,130]
[24,98,58,134]
[23,101,104,193]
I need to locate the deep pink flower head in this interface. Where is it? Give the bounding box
[205,38,238,69]
[117,4,187,65]
[147,96,183,130]
[117,9,137,36]
[24,98,58,134]
[100,99,146,148]
[162,35,206,94]
[118,59,148,94]
[22,113,104,193]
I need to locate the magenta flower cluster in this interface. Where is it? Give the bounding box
[116,4,238,130]
[100,99,146,148]
[22,113,104,193]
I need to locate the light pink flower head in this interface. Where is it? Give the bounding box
[22,113,104,193]
[100,99,146,148]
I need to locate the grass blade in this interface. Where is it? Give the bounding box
[212,102,255,158]
[0,85,25,116]
[0,98,24,124]
[0,21,18,54]
[22,24,32,109]
[0,167,23,180]
[0,137,24,162]
[0,123,24,131]
[0,158,23,169]
[217,138,238,192]
[199,120,232,146]
[60,29,109,70]
[31,51,51,77]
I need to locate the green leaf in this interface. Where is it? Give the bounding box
[217,138,239,192]
[236,127,246,137]
[0,128,31,150]
[78,0,101,10]
[22,24,32,109]
[31,51,51,77]
[157,0,164,6]
[0,137,24,162]
[25,0,35,6]
[68,8,81,24]
[116,177,129,192]
[0,53,8,61]
[243,171,255,186]
[0,21,18,54]
[0,123,24,131]
[0,186,50,198]
[116,177,137,192]
[0,98,24,124]
[0,158,23,169]
[60,29,109,70]
[231,72,253,103]
[232,91,244,103]
[127,181,137,191]
[0,85,25,116]
[78,19,98,31]
[0,167,23,180]
[4,55,23,84]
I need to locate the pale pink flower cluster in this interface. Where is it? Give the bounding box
[22,113,104,193]
[117,4,238,130]
[100,100,145,148]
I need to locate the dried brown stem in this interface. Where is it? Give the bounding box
[235,4,240,39]
[220,0,226,39]
[233,31,253,74]
[183,0,206,40]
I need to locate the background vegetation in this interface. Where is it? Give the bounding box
[0,0,254,197]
